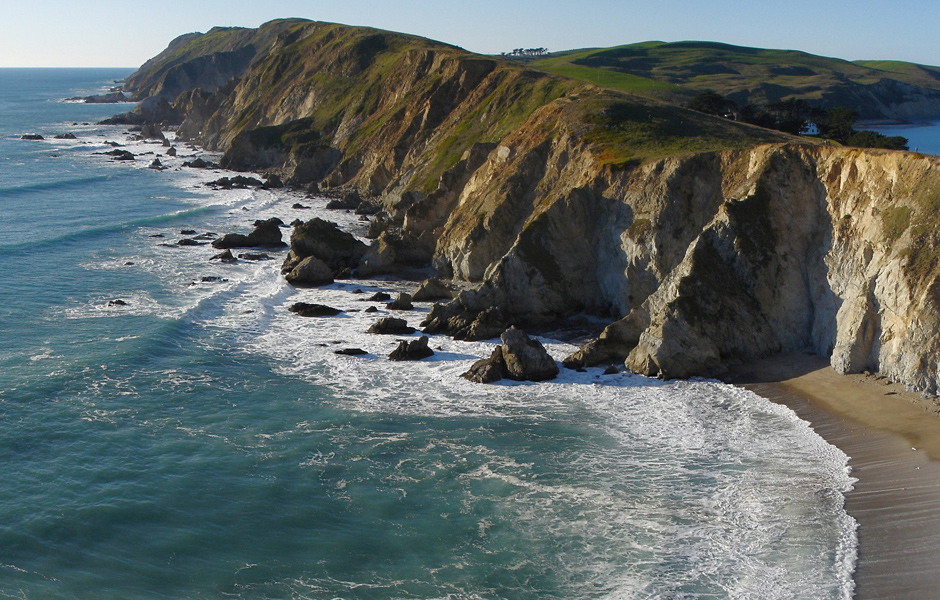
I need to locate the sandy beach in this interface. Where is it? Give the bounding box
[728,352,940,599]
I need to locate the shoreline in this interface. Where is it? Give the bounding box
[728,352,940,599]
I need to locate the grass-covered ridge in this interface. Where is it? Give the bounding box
[531,41,940,119]
[123,19,788,193]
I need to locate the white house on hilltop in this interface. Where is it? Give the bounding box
[800,121,820,136]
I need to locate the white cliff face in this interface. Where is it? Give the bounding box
[611,145,940,393]
[422,139,940,394]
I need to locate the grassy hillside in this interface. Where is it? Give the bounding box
[117,19,789,193]
[532,41,940,117]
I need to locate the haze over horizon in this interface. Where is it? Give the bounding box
[3,0,940,68]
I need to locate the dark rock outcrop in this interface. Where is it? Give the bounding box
[139,122,166,142]
[499,327,559,381]
[183,157,218,169]
[412,278,456,302]
[288,302,342,317]
[212,217,286,249]
[461,346,506,383]
[367,317,415,335]
[388,336,434,361]
[387,292,413,311]
[207,175,264,188]
[461,328,558,383]
[68,91,128,104]
[284,256,334,286]
[210,249,237,263]
[325,190,361,210]
[20,134,44,140]
[54,133,77,140]
[335,348,368,356]
[280,217,368,276]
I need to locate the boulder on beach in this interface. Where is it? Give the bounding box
[149,159,165,170]
[366,291,391,302]
[388,336,434,361]
[288,302,343,317]
[166,147,177,157]
[367,317,415,335]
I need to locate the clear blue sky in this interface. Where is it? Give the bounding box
[3,0,940,68]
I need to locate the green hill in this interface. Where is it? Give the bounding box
[532,41,940,120]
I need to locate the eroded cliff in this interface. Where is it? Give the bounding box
[117,19,940,393]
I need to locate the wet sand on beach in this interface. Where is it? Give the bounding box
[729,352,940,599]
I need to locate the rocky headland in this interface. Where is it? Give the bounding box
[107,18,940,394]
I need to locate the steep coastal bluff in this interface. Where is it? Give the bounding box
[115,19,940,393]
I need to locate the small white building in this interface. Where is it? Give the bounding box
[800,121,820,136]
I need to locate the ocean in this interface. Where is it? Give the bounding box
[867,119,940,155]
[0,69,857,599]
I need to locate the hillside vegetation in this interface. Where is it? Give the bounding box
[532,41,940,120]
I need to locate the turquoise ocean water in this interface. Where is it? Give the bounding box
[0,69,857,599]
